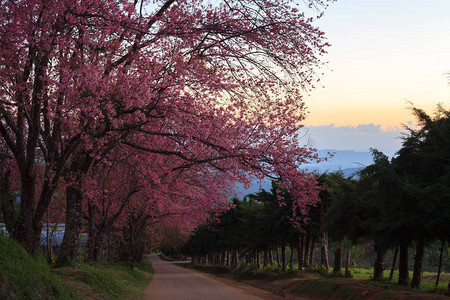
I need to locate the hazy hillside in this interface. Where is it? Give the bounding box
[234,149,373,197]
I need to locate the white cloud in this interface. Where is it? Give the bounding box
[301,124,404,157]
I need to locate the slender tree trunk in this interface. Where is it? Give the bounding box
[309,235,315,266]
[231,251,235,267]
[345,250,351,277]
[93,231,106,262]
[389,243,399,282]
[263,249,269,267]
[411,238,425,289]
[57,185,83,264]
[276,247,280,265]
[255,250,260,269]
[281,244,286,271]
[289,245,294,270]
[304,232,310,265]
[320,231,329,270]
[297,234,304,269]
[269,248,273,265]
[398,243,409,286]
[373,244,386,281]
[333,247,342,273]
[127,215,147,267]
[45,217,50,257]
[87,203,96,261]
[436,239,445,286]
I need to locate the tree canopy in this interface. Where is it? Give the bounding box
[0,0,332,256]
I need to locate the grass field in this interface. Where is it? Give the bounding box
[0,235,154,300]
[350,267,450,293]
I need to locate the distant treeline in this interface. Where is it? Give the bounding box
[181,105,450,289]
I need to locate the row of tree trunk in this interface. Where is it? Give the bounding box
[369,238,447,288]
[191,233,353,276]
[192,237,448,289]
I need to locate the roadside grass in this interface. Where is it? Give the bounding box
[53,260,154,300]
[0,234,154,300]
[0,234,77,299]
[350,267,449,294]
[184,261,450,299]
[292,279,336,296]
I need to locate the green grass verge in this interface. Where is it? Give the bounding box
[293,279,336,296]
[0,234,77,299]
[0,235,154,300]
[53,260,154,299]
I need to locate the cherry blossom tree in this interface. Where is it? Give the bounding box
[85,143,235,262]
[0,0,332,254]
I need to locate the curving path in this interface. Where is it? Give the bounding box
[143,254,276,300]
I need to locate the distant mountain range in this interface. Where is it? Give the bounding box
[302,149,374,173]
[234,149,374,198]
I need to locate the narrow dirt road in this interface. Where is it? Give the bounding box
[143,254,281,300]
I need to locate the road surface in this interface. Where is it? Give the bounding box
[143,254,279,300]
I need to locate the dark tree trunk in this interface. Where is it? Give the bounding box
[126,212,149,267]
[15,182,55,254]
[14,165,64,254]
[15,177,39,253]
[304,232,310,265]
[297,233,304,268]
[57,185,83,265]
[281,244,286,271]
[58,153,94,265]
[255,251,260,269]
[411,238,425,289]
[389,243,399,282]
[333,247,342,273]
[269,248,273,265]
[398,243,409,286]
[320,232,329,271]
[231,251,235,267]
[263,249,269,267]
[0,169,17,235]
[373,244,386,281]
[87,203,96,261]
[11,54,56,255]
[276,247,280,265]
[90,230,106,262]
[345,250,351,277]
[289,245,294,270]
[87,202,95,260]
[128,222,145,267]
[436,239,445,286]
[309,235,315,265]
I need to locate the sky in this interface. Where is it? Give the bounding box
[301,0,450,154]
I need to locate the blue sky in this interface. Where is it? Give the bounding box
[302,0,450,152]
[303,124,402,157]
